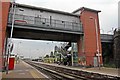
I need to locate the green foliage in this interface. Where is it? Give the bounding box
[44,57,55,63]
[50,51,54,56]
[103,63,116,68]
[44,55,49,58]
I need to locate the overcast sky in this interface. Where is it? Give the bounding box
[12,0,119,58]
[12,38,64,59]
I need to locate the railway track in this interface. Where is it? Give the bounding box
[26,61,84,80]
[25,60,119,80]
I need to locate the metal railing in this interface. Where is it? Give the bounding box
[8,13,83,32]
[100,34,113,42]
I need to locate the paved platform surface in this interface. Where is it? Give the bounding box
[34,61,119,77]
[2,60,48,79]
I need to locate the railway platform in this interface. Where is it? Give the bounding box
[2,60,48,79]
[1,60,120,80]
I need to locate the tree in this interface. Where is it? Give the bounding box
[50,51,54,57]
[44,55,49,58]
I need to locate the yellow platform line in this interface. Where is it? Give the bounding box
[22,61,48,78]
[22,61,40,78]
[30,70,40,79]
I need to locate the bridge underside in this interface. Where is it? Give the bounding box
[7,27,82,42]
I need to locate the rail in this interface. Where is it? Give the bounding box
[25,60,119,80]
[8,13,83,33]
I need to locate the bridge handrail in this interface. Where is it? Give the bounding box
[8,13,83,32]
[100,34,113,40]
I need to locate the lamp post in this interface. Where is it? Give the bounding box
[6,1,16,74]
[10,1,16,38]
[89,16,101,69]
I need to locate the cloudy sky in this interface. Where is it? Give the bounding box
[12,38,64,59]
[11,0,119,58]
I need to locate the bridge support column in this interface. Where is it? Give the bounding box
[0,1,10,71]
[77,8,103,67]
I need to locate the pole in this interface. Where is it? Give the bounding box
[6,0,16,74]
[71,43,73,66]
[94,19,100,70]
[10,1,16,38]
